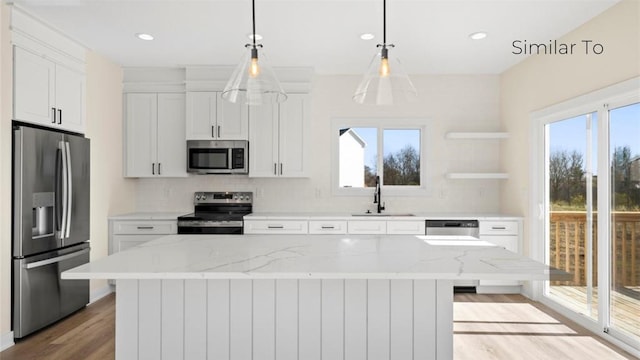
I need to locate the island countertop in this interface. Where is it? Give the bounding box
[64,234,564,281]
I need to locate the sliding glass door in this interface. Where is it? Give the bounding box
[545,112,599,320]
[537,88,639,351]
[608,102,640,343]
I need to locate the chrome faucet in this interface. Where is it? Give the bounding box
[374,175,385,214]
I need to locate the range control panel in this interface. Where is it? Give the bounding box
[193,192,253,204]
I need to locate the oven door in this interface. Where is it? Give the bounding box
[177,220,244,234]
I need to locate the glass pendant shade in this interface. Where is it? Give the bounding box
[222,45,287,106]
[353,46,417,105]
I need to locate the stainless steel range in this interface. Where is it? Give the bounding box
[177,192,252,234]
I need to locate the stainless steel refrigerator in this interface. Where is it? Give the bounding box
[12,123,90,339]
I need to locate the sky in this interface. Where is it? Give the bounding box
[348,127,421,169]
[548,102,640,173]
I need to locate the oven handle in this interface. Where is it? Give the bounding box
[178,222,244,228]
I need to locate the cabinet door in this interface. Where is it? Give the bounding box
[125,93,157,177]
[186,92,216,140]
[13,46,55,126]
[308,220,347,234]
[244,220,308,234]
[278,94,308,177]
[55,64,85,133]
[387,221,426,235]
[217,93,248,140]
[249,101,279,177]
[348,220,387,234]
[156,93,187,177]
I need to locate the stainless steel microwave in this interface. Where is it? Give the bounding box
[186,140,248,174]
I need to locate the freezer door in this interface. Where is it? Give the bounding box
[13,125,64,257]
[12,243,90,339]
[63,134,90,247]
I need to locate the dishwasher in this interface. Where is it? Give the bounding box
[425,220,480,292]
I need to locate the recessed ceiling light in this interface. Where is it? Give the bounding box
[248,33,263,41]
[135,33,154,41]
[469,32,487,40]
[360,33,375,40]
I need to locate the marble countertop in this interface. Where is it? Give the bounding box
[245,213,522,221]
[108,212,189,220]
[63,234,563,281]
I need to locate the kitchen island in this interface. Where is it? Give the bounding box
[63,234,565,360]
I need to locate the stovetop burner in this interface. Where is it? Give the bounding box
[178,192,252,234]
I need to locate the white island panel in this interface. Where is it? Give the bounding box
[116,278,451,360]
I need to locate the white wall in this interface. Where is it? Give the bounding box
[135,75,504,215]
[500,0,640,256]
[84,50,136,296]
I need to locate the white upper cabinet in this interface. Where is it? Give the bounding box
[186,92,248,140]
[11,7,87,134]
[13,46,85,134]
[125,93,187,178]
[249,93,309,178]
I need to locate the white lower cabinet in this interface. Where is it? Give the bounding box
[347,220,387,234]
[386,220,426,235]
[478,220,521,289]
[109,219,178,255]
[308,220,348,234]
[244,220,309,234]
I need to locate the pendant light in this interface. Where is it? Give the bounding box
[353,0,417,105]
[222,0,287,106]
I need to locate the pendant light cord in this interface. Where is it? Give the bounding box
[252,0,256,47]
[382,0,386,44]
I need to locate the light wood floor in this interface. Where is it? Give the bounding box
[1,292,636,359]
[548,285,640,339]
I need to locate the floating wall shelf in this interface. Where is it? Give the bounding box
[446,173,509,180]
[445,132,509,139]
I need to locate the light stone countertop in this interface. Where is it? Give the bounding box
[244,213,523,221]
[108,212,190,220]
[63,234,563,281]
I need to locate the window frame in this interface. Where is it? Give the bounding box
[331,117,428,197]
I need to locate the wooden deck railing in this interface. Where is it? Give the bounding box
[550,211,640,287]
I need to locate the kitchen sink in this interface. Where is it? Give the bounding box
[352,213,415,217]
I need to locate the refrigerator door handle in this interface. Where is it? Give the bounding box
[55,147,64,233]
[59,141,68,238]
[25,248,90,269]
[64,142,72,239]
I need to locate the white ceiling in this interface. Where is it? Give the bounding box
[12,0,620,74]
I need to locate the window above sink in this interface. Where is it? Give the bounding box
[332,118,428,197]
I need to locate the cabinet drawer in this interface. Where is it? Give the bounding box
[387,221,426,235]
[479,221,519,235]
[244,220,308,234]
[348,220,387,234]
[308,220,347,234]
[112,220,177,235]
